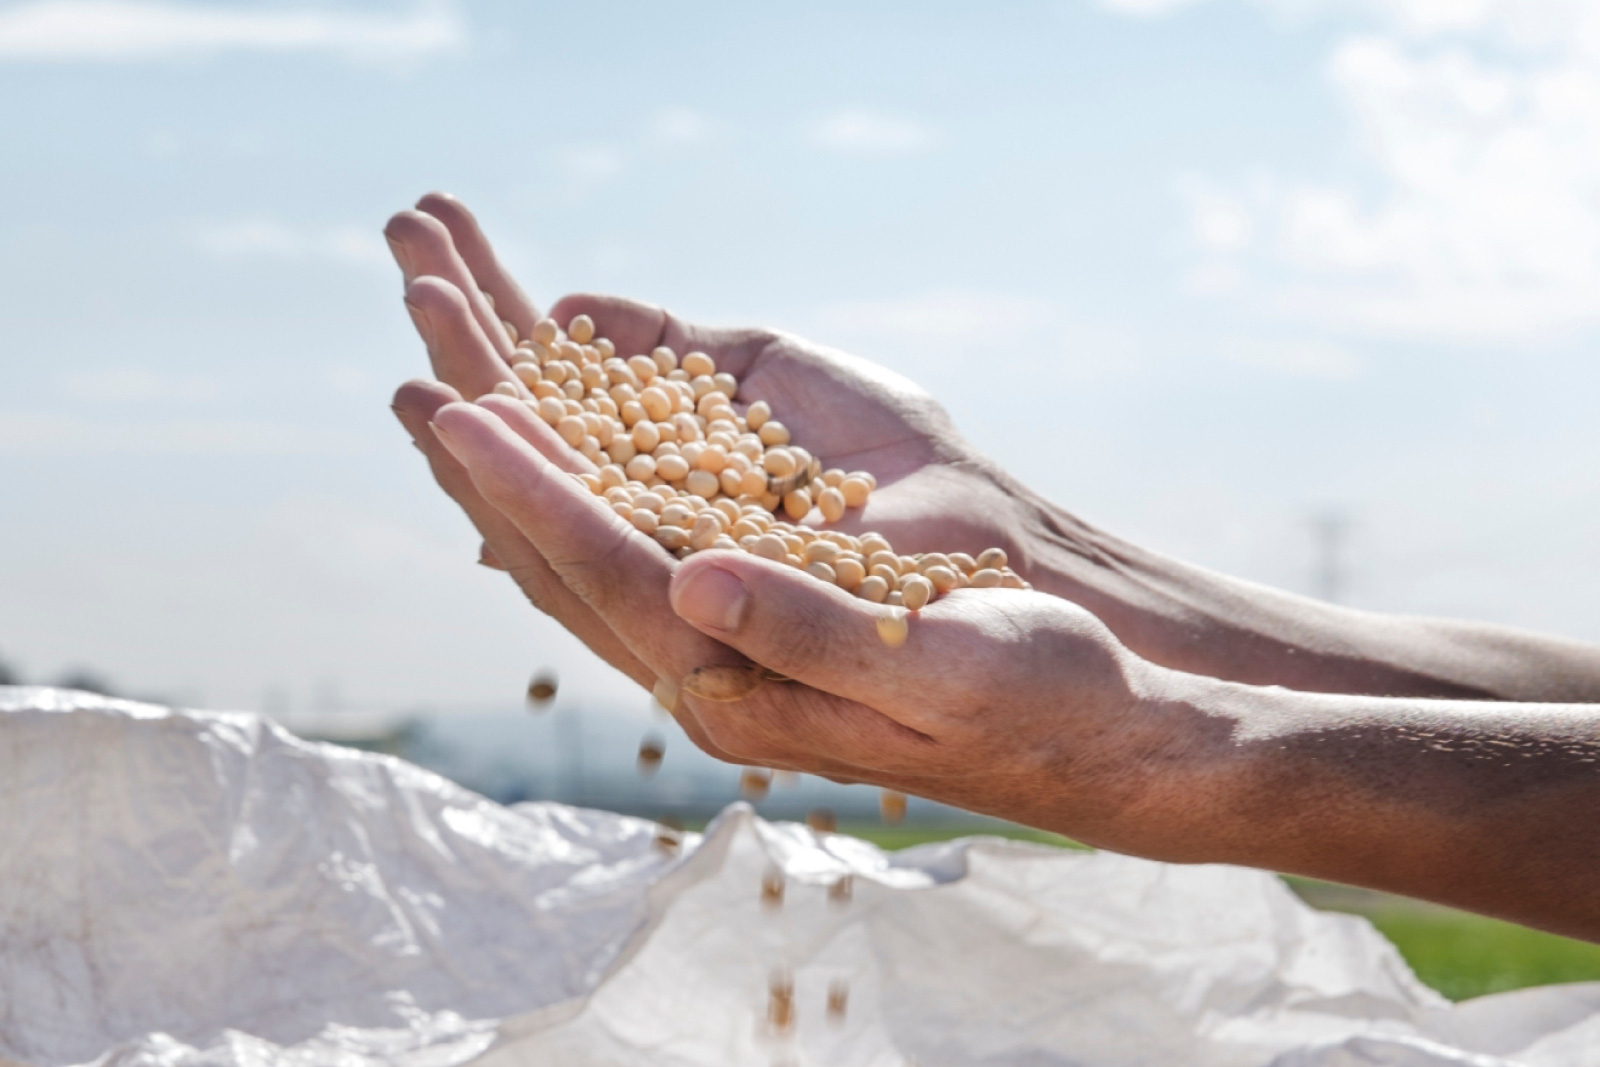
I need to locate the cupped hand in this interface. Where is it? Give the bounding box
[427,394,1210,857]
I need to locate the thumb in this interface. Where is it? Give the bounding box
[667,551,941,712]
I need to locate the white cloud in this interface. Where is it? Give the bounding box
[807,110,937,157]
[0,0,464,63]
[814,290,1142,383]
[552,144,624,185]
[1095,0,1206,16]
[650,107,714,145]
[1154,0,1600,343]
[1223,336,1364,379]
[61,367,218,404]
[189,219,389,268]
[817,290,1056,345]
[0,411,371,456]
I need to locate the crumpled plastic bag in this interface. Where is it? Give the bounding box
[2,687,1597,1067]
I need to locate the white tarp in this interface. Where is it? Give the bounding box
[3,687,1598,1067]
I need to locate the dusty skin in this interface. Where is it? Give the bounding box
[387,192,1600,943]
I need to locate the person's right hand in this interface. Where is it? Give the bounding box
[423,393,1222,859]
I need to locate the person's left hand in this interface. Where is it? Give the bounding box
[421,393,1224,860]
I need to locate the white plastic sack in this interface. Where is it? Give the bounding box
[3,687,1598,1067]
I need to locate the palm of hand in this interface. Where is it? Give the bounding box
[728,334,1027,561]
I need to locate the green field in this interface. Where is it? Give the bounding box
[838,823,1600,1002]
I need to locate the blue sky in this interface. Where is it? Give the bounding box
[2,0,1598,722]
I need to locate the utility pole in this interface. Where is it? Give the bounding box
[1310,510,1349,604]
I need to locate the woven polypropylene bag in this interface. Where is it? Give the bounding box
[2,687,1597,1067]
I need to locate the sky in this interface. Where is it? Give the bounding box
[2,0,1599,728]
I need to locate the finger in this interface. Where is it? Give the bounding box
[476,393,597,477]
[386,209,517,359]
[392,380,653,690]
[548,292,774,376]
[405,276,520,403]
[429,400,732,682]
[667,551,983,722]
[416,192,542,339]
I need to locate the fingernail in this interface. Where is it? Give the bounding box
[429,420,463,461]
[673,565,748,633]
[405,299,434,346]
[386,235,414,280]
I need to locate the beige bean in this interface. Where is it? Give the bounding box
[631,421,661,452]
[817,486,846,523]
[970,567,1004,588]
[537,397,566,425]
[594,337,615,360]
[804,540,840,565]
[949,552,977,574]
[918,553,953,574]
[782,488,812,520]
[634,491,667,513]
[762,448,797,477]
[491,380,521,399]
[857,575,890,602]
[682,351,715,378]
[821,468,846,487]
[852,470,879,490]
[840,476,872,508]
[875,611,908,646]
[719,468,744,496]
[567,314,595,344]
[655,454,690,481]
[531,318,559,346]
[976,547,1007,571]
[697,445,728,473]
[684,468,720,499]
[654,525,689,551]
[757,420,790,446]
[925,565,959,593]
[834,556,866,591]
[805,560,837,584]
[513,362,543,387]
[744,399,771,429]
[752,533,787,561]
[859,534,892,557]
[738,468,767,497]
[869,563,898,586]
[625,353,657,384]
[711,371,738,397]
[651,346,678,374]
[901,575,934,611]
[660,502,696,528]
[630,508,659,534]
[625,454,657,481]
[640,386,673,422]
[607,437,637,464]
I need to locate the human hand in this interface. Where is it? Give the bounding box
[424,394,1217,857]
[384,193,1038,562]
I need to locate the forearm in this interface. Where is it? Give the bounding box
[1144,671,1600,941]
[1011,486,1600,702]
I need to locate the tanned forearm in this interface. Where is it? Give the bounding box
[1010,487,1600,703]
[1148,670,1600,941]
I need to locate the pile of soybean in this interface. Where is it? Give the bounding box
[493,311,1028,612]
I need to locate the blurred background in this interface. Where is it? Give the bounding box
[4,0,1600,996]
